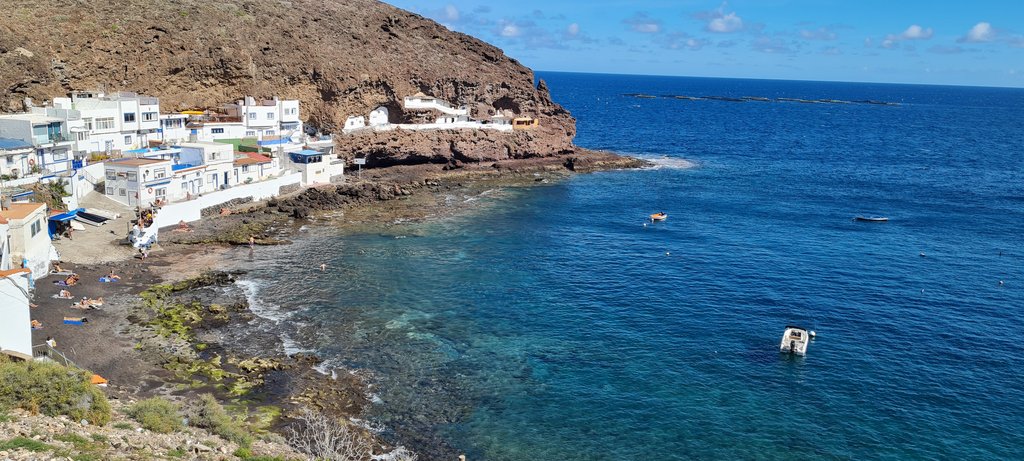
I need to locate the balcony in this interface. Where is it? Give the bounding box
[33,134,72,146]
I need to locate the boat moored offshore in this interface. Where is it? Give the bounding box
[780,326,814,356]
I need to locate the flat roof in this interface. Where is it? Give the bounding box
[0,202,46,221]
[0,138,33,150]
[0,113,62,124]
[295,149,322,156]
[108,158,170,167]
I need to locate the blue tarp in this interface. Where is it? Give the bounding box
[48,208,83,238]
[171,163,195,171]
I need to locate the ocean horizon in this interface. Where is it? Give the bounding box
[228,72,1024,460]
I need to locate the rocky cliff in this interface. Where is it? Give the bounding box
[0,0,577,163]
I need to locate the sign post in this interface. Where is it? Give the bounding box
[353,158,366,178]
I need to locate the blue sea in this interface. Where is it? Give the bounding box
[236,73,1024,459]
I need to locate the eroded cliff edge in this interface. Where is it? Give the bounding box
[0,0,579,163]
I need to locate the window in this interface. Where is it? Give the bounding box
[105,186,113,195]
[127,171,138,182]
[30,220,41,237]
[242,165,250,173]
[142,112,158,122]
[245,131,256,137]
[267,112,275,120]
[5,157,12,165]
[76,132,89,141]
[52,151,68,161]
[209,173,218,183]
[248,112,256,120]
[266,130,275,136]
[105,169,116,180]
[153,168,166,179]
[124,135,132,145]
[155,188,166,198]
[181,182,188,191]
[83,118,93,130]
[124,112,136,123]
[96,118,115,130]
[211,128,225,134]
[118,188,126,196]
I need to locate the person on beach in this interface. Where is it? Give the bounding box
[45,336,56,349]
[248,235,256,249]
[108,269,121,280]
[53,262,64,273]
[58,289,72,299]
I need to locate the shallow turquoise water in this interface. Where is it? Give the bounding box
[234,74,1024,459]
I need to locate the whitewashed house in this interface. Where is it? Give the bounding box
[159,114,190,145]
[233,152,277,184]
[223,97,303,141]
[0,201,53,279]
[179,142,236,190]
[0,112,75,175]
[369,107,390,127]
[285,149,343,185]
[0,216,32,361]
[104,158,174,207]
[52,91,161,154]
[0,264,32,361]
[0,138,34,178]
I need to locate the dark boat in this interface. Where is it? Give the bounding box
[854,216,889,222]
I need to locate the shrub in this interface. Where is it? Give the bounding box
[188,394,252,447]
[0,436,52,452]
[0,356,111,425]
[127,397,182,433]
[113,422,133,430]
[287,407,371,461]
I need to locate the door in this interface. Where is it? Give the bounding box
[223,171,229,187]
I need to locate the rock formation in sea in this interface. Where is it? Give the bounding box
[0,0,576,165]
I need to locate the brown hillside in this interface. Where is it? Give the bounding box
[0,0,577,162]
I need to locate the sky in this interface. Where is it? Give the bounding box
[385,0,1024,88]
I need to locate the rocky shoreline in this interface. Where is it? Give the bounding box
[27,149,646,460]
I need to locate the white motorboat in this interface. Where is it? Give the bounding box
[780,326,814,356]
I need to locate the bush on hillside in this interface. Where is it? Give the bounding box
[127,397,183,433]
[0,356,111,425]
[188,394,252,447]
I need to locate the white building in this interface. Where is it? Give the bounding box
[0,112,76,175]
[52,91,162,154]
[342,94,514,134]
[0,138,35,178]
[0,263,32,361]
[180,142,235,191]
[103,158,175,207]
[0,201,52,279]
[158,114,190,145]
[233,152,277,184]
[285,149,343,185]
[223,97,303,141]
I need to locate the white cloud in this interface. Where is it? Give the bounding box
[959,22,995,43]
[698,3,744,33]
[898,24,933,40]
[800,26,837,41]
[567,23,580,37]
[623,13,662,34]
[708,13,743,33]
[500,23,522,37]
[876,24,933,50]
[443,4,460,23]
